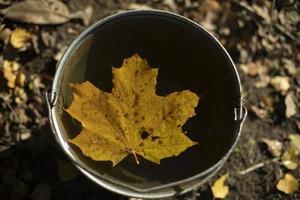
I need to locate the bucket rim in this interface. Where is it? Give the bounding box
[49,9,246,198]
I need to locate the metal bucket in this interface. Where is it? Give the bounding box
[46,10,247,199]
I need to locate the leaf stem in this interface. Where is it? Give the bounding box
[132,150,139,164]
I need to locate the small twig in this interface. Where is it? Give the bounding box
[270,0,276,24]
[238,158,279,175]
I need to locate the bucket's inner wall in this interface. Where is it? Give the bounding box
[55,13,241,190]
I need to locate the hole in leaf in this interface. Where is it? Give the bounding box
[141,131,149,139]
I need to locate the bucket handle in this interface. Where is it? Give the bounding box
[45,88,58,109]
[236,106,247,127]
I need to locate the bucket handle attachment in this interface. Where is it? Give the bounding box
[45,88,58,109]
[236,106,247,128]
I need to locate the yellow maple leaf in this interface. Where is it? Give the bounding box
[211,173,229,199]
[66,54,199,166]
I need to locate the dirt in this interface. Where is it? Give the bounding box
[0,0,300,200]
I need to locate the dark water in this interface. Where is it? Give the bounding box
[59,12,241,190]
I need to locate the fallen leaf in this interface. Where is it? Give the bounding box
[255,74,270,88]
[201,12,217,32]
[127,3,153,10]
[283,58,297,76]
[240,61,266,77]
[66,54,199,166]
[2,60,20,88]
[211,173,229,199]
[250,105,268,119]
[31,34,40,54]
[81,5,93,26]
[15,107,29,124]
[16,72,26,87]
[0,27,11,43]
[2,0,71,24]
[41,30,57,47]
[252,4,271,23]
[201,0,221,12]
[252,61,270,88]
[20,132,31,140]
[270,76,290,95]
[285,92,297,118]
[54,45,68,61]
[163,0,177,11]
[276,174,299,194]
[288,134,300,155]
[14,87,27,104]
[261,138,282,157]
[260,95,273,112]
[29,74,45,92]
[282,146,298,170]
[0,0,11,5]
[10,28,31,49]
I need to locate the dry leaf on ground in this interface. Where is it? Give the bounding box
[163,0,177,11]
[283,58,297,76]
[270,76,290,95]
[14,87,27,104]
[281,134,300,170]
[211,173,229,199]
[2,60,20,88]
[3,0,93,26]
[246,61,270,88]
[240,61,265,77]
[10,28,32,49]
[261,138,282,157]
[276,174,299,194]
[2,0,71,24]
[127,3,153,10]
[288,134,300,155]
[66,54,199,166]
[16,72,26,87]
[250,105,268,119]
[255,75,270,88]
[282,146,298,170]
[0,0,11,5]
[285,92,297,118]
[81,5,93,26]
[0,27,11,44]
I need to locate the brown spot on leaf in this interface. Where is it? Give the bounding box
[151,136,160,141]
